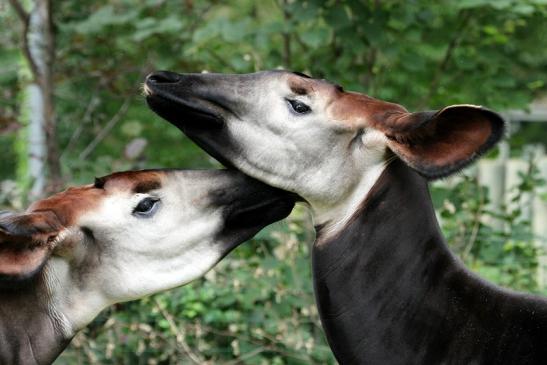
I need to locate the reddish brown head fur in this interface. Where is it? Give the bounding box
[326,87,504,179]
[0,170,164,280]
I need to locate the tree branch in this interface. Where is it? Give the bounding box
[362,47,377,92]
[7,0,28,21]
[224,347,266,365]
[8,0,40,82]
[152,298,204,365]
[78,98,131,160]
[418,10,472,109]
[462,183,485,261]
[61,92,100,158]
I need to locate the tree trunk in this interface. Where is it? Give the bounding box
[11,0,62,199]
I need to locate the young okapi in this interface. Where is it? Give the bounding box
[145,70,547,364]
[0,169,294,365]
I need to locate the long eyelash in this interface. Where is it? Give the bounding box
[286,99,311,114]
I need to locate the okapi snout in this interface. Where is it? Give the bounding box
[146,70,182,85]
[145,71,227,133]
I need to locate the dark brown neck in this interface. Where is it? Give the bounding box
[0,275,71,365]
[313,159,547,365]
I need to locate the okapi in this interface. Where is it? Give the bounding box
[0,169,294,365]
[145,70,547,364]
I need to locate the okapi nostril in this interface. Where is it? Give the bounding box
[147,71,181,84]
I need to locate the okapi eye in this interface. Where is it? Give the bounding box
[287,99,311,115]
[133,197,160,217]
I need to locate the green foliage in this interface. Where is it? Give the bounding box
[432,157,545,293]
[3,0,547,180]
[0,0,546,363]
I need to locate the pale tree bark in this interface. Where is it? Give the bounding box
[9,0,62,200]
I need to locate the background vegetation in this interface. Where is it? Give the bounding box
[1,0,547,363]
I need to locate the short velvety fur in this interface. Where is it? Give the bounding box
[314,159,547,365]
[0,274,69,365]
[381,106,505,179]
[0,168,295,364]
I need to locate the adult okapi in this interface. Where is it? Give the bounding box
[145,70,547,364]
[0,169,294,364]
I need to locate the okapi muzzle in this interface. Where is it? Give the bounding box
[145,70,264,167]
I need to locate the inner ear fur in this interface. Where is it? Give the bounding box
[378,105,505,180]
[0,211,62,282]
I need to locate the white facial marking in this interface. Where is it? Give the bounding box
[38,172,234,333]
[213,73,390,237]
[312,130,389,237]
[225,75,348,200]
[79,179,224,294]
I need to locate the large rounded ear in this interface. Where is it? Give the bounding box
[0,211,62,283]
[373,105,505,179]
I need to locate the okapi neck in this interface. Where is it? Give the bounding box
[313,158,547,364]
[0,274,71,365]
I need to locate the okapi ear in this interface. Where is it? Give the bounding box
[0,211,62,283]
[374,105,505,179]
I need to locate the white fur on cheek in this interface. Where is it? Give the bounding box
[56,185,228,332]
[101,214,226,302]
[87,193,226,301]
[227,108,359,205]
[312,130,389,239]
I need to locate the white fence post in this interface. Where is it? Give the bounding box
[533,156,547,288]
[477,159,505,231]
[505,159,532,222]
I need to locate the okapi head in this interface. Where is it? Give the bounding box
[144,71,504,228]
[0,169,294,330]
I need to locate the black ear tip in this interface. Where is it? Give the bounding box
[483,108,506,146]
[439,104,506,143]
[466,106,507,151]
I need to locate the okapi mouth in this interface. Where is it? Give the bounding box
[145,74,238,168]
[209,174,297,257]
[145,86,225,131]
[217,194,296,255]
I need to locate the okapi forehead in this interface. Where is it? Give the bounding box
[28,170,164,227]
[287,74,342,97]
[94,170,163,194]
[28,186,104,227]
[327,91,408,128]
